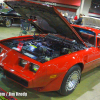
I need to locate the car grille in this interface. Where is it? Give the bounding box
[5,70,28,87]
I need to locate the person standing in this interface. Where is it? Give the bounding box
[74,15,78,20]
[74,14,83,25]
[64,12,70,23]
[0,3,2,10]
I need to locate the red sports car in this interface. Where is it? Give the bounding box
[0,0,100,96]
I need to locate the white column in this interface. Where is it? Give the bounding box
[82,0,92,16]
[76,0,92,17]
[80,0,85,13]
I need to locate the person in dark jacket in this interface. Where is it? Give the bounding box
[64,13,70,23]
[74,14,83,25]
[0,3,2,10]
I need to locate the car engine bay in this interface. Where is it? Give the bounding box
[1,34,85,63]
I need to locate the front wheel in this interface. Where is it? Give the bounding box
[58,65,81,96]
[4,18,12,27]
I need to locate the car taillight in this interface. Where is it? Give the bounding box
[19,59,28,67]
[30,63,40,73]
[0,47,3,53]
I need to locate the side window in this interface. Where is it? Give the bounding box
[79,30,95,46]
[73,27,95,47]
[97,35,100,47]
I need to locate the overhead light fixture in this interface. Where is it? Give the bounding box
[94,6,97,8]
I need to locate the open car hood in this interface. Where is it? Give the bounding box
[5,0,86,46]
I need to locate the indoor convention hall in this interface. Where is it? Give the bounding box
[0,0,100,100]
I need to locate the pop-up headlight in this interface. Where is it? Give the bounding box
[19,59,28,67]
[30,63,40,73]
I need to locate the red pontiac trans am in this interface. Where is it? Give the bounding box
[0,0,100,96]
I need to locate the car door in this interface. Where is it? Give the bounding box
[83,34,100,72]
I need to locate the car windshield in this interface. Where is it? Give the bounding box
[7,9,20,16]
[7,9,14,14]
[73,27,95,47]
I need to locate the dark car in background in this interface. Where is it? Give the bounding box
[0,9,22,27]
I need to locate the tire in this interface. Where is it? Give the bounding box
[58,65,81,96]
[4,18,12,27]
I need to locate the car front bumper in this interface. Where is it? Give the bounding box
[3,66,34,88]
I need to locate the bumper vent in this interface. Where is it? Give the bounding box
[5,70,28,87]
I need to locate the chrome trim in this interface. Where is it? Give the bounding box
[85,58,100,65]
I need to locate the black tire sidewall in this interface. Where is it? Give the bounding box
[59,65,81,96]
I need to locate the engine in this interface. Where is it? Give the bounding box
[1,34,84,63]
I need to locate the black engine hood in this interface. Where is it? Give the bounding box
[5,0,86,46]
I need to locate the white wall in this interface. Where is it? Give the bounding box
[76,6,81,18]
[76,0,92,17]
[82,0,92,16]
[0,0,4,3]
